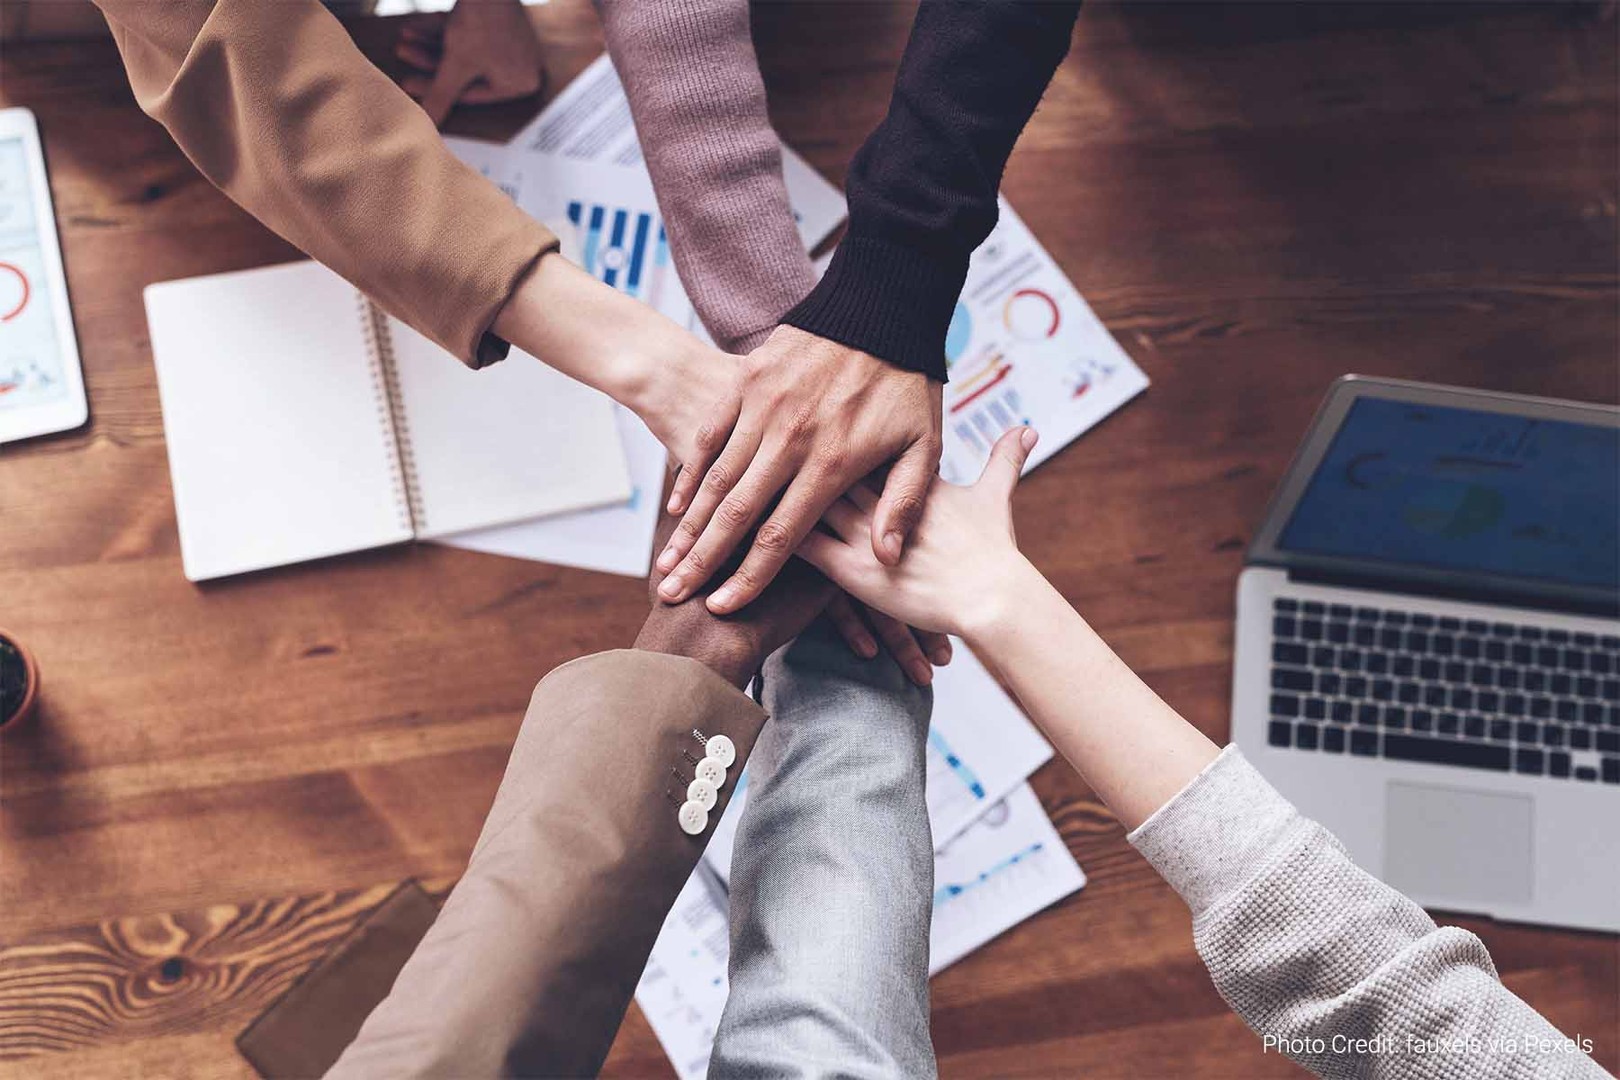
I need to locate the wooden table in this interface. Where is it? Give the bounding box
[2,2,1616,1076]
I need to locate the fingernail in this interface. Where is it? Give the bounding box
[857,637,879,659]
[1020,426,1038,451]
[908,659,934,685]
[883,532,902,560]
[656,546,678,572]
[658,575,684,601]
[709,585,737,611]
[931,645,952,665]
[666,493,682,513]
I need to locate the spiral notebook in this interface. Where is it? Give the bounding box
[146,261,631,582]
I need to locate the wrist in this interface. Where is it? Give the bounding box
[958,555,1056,651]
[633,619,757,689]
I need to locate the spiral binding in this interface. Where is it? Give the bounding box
[357,294,424,535]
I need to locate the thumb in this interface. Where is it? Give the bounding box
[871,436,941,566]
[977,426,1037,503]
[419,59,477,128]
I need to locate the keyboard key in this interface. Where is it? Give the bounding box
[1516,721,1539,742]
[1571,726,1593,750]
[1604,758,1620,784]
[1331,701,1353,723]
[1302,601,1325,616]
[1497,668,1520,690]
[1410,614,1435,629]
[1323,726,1345,753]
[1432,634,1455,657]
[1489,719,1513,742]
[1574,631,1596,646]
[1537,646,1560,667]
[1555,700,1577,722]
[1457,637,1481,659]
[1577,676,1599,698]
[1353,625,1376,646]
[1372,679,1394,701]
[1268,720,1291,747]
[1296,723,1320,750]
[1357,704,1380,726]
[1355,607,1380,621]
[1274,598,1299,612]
[1392,656,1415,677]
[1470,665,1495,687]
[1318,673,1342,695]
[1327,622,1350,644]
[1397,682,1420,704]
[1519,626,1544,641]
[1419,659,1441,680]
[1598,730,1620,754]
[1541,723,1565,747]
[1380,628,1403,650]
[1510,643,1533,665]
[1313,646,1336,667]
[1529,697,1552,719]
[1424,685,1448,707]
[1271,693,1301,717]
[1385,611,1408,627]
[1546,629,1569,644]
[1273,669,1313,692]
[1328,604,1352,619]
[1576,766,1598,782]
[1592,653,1613,675]
[1582,702,1604,724]
[1273,642,1309,665]
[1444,661,1468,682]
[1476,690,1500,713]
[1465,620,1489,635]
[1504,694,1526,716]
[1450,688,1475,711]
[1484,640,1507,662]
[1515,748,1545,775]
[1549,673,1571,696]
[1523,671,1546,692]
[1412,709,1435,732]
[1384,707,1409,729]
[1492,623,1516,638]
[1563,650,1586,672]
[1437,712,1460,735]
[1365,653,1389,675]
[1384,733,1510,771]
[1339,649,1364,672]
[1304,697,1327,720]
[1549,751,1572,778]
[1405,631,1430,653]
[1301,620,1324,642]
[1464,715,1485,738]
[1274,616,1298,639]
[1345,676,1368,698]
[1438,617,1461,631]
[1350,730,1378,756]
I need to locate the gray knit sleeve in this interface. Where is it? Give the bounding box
[1128,747,1609,1079]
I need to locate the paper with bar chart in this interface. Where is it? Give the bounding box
[937,199,1149,485]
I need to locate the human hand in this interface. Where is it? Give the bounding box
[654,326,944,616]
[798,427,1041,641]
[824,593,952,686]
[396,0,546,127]
[635,513,837,688]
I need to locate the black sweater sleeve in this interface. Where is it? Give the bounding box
[782,0,1081,382]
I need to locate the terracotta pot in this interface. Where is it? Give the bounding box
[0,628,39,730]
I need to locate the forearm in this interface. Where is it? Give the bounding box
[96,0,555,368]
[783,0,1082,379]
[598,0,814,353]
[968,564,1218,830]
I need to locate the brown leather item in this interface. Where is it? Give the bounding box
[325,650,765,1078]
[236,881,440,1079]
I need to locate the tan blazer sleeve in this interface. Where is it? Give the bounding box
[94,0,557,368]
[326,649,767,1079]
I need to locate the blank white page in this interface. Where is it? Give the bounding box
[384,316,630,538]
[146,262,411,581]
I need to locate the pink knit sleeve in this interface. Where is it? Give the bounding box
[597,0,815,353]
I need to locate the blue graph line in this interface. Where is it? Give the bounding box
[929,728,985,799]
[932,842,1045,909]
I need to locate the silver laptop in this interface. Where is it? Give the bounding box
[1233,376,1619,932]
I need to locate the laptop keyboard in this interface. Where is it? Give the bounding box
[1266,598,1620,784]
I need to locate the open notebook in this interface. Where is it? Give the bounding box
[146,261,631,581]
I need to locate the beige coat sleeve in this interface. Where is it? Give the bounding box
[94,0,557,367]
[326,649,767,1078]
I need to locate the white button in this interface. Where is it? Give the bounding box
[678,800,709,835]
[704,734,737,768]
[695,757,727,788]
[686,778,717,811]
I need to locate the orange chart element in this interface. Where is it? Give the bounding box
[0,262,29,322]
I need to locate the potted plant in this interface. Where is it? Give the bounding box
[0,628,39,730]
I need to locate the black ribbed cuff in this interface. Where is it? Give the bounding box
[781,236,962,383]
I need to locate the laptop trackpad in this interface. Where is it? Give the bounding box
[1383,782,1534,906]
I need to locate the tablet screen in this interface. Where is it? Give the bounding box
[0,135,68,411]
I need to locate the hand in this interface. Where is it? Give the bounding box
[635,513,836,688]
[824,593,953,686]
[396,0,546,127]
[798,427,1040,640]
[655,326,943,616]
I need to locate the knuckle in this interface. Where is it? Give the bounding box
[812,448,849,478]
[683,548,711,575]
[891,492,927,524]
[781,403,819,443]
[727,563,761,594]
[715,497,752,531]
[753,520,794,554]
[694,422,725,454]
[703,463,735,495]
[675,517,704,543]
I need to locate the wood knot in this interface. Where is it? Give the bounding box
[157,956,185,983]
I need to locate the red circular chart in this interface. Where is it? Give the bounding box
[0,262,29,322]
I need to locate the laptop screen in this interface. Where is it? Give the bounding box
[1278,397,1620,591]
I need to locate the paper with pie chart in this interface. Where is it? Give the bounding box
[937,199,1149,484]
[0,136,67,410]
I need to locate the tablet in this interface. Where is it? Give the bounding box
[0,107,87,443]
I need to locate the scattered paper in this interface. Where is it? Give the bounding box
[509,53,847,252]
[700,638,1051,883]
[937,199,1149,485]
[635,783,1084,1076]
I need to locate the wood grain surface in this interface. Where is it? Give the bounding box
[2,2,1616,1077]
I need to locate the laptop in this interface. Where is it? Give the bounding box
[1232,376,1620,933]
